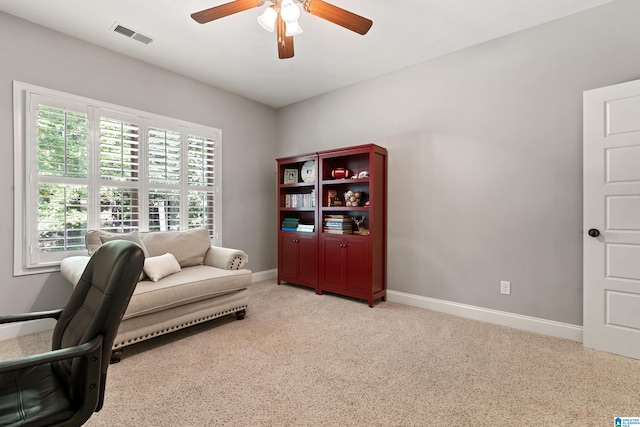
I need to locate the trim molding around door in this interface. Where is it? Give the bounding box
[387,290,583,342]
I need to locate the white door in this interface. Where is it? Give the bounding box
[584,79,640,360]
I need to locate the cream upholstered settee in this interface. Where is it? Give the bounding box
[60,227,252,362]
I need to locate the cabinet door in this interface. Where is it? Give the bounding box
[320,236,346,290]
[279,233,299,280]
[296,232,318,284]
[343,238,370,293]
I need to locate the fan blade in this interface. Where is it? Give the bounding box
[191,0,263,24]
[303,0,372,35]
[276,15,294,59]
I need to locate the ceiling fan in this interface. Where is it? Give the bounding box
[191,0,373,59]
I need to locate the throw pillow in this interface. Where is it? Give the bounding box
[144,253,182,282]
[86,230,150,257]
[93,231,149,281]
[140,227,211,268]
[99,231,149,257]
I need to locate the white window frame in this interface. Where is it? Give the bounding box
[13,81,222,275]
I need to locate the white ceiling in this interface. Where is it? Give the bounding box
[0,0,615,108]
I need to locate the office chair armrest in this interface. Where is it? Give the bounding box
[0,335,103,374]
[0,309,64,325]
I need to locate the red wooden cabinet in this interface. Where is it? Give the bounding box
[318,144,387,307]
[277,144,387,307]
[277,153,319,292]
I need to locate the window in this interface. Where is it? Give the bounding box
[14,82,221,274]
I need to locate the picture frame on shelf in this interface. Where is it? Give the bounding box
[327,190,337,206]
[284,169,298,184]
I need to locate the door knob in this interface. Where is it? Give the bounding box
[588,229,600,238]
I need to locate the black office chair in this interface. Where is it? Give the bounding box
[0,240,144,427]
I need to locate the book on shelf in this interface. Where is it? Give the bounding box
[323,215,353,222]
[281,218,300,230]
[322,222,349,227]
[323,213,354,234]
[324,221,352,228]
[284,191,315,208]
[323,228,353,234]
[296,224,315,232]
[281,227,298,231]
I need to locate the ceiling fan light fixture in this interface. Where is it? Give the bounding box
[285,20,303,36]
[280,0,301,23]
[190,0,372,59]
[257,5,278,32]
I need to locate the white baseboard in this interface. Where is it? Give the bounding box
[252,269,277,283]
[387,290,583,342]
[0,319,54,342]
[2,276,581,344]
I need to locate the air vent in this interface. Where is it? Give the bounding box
[132,33,153,45]
[111,23,153,45]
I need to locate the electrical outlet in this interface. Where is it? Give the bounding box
[500,281,511,295]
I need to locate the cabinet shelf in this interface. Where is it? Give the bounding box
[281,207,316,212]
[321,206,369,212]
[280,182,316,189]
[321,178,369,185]
[321,232,368,238]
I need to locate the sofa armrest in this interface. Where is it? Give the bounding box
[60,256,90,287]
[204,246,248,270]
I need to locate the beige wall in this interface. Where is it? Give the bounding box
[0,11,277,332]
[276,0,640,325]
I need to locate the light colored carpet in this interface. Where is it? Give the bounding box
[2,279,639,426]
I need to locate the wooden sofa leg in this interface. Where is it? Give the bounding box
[110,349,124,364]
[235,309,246,320]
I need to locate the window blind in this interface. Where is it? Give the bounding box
[15,82,222,272]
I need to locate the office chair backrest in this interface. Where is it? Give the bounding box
[51,240,144,406]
